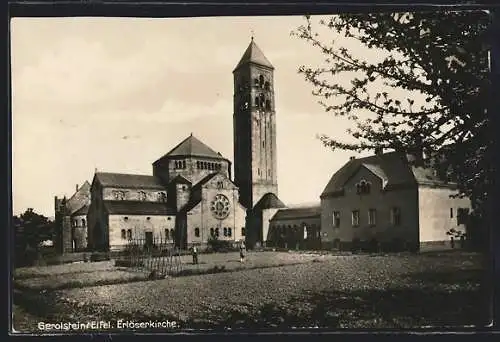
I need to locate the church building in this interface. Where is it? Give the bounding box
[80,38,287,251]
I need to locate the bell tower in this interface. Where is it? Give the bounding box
[233,37,278,209]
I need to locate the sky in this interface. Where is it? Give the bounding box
[10,15,400,218]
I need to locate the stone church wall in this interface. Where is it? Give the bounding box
[185,178,246,249]
[103,187,167,202]
[108,214,175,251]
[72,213,88,251]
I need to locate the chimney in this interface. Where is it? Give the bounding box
[374,147,383,155]
[76,184,79,192]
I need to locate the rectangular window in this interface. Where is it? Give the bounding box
[333,211,340,228]
[368,209,377,226]
[391,207,401,226]
[457,208,469,225]
[450,208,454,218]
[351,210,360,227]
[241,227,246,236]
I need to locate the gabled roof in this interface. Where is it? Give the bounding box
[270,206,321,222]
[179,172,242,214]
[94,172,165,190]
[321,151,455,198]
[155,134,226,162]
[103,201,176,216]
[254,193,286,210]
[170,174,192,185]
[233,38,274,72]
[71,204,89,216]
[66,180,91,202]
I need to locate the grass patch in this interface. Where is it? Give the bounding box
[14,274,150,291]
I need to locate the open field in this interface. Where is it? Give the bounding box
[12,250,489,332]
[13,251,334,290]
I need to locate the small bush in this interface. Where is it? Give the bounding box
[115,259,144,267]
[207,237,237,253]
[90,252,110,262]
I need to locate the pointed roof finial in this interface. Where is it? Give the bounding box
[251,29,254,41]
[190,132,193,136]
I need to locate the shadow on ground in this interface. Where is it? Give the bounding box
[199,268,489,330]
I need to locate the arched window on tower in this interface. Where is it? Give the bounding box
[259,93,265,108]
[259,75,264,88]
[264,81,270,90]
[265,100,271,110]
[255,96,260,108]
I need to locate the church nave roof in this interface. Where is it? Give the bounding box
[94,172,165,190]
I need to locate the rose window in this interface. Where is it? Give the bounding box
[210,194,231,220]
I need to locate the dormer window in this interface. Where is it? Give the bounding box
[356,180,371,195]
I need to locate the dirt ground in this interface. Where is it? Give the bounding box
[12,250,489,333]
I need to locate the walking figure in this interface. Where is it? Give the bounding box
[239,240,246,263]
[192,245,198,265]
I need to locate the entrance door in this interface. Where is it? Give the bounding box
[145,232,153,251]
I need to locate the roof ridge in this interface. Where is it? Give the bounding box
[96,171,156,177]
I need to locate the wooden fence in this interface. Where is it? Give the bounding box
[116,237,183,276]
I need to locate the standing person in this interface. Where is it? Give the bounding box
[192,245,198,265]
[239,240,246,263]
